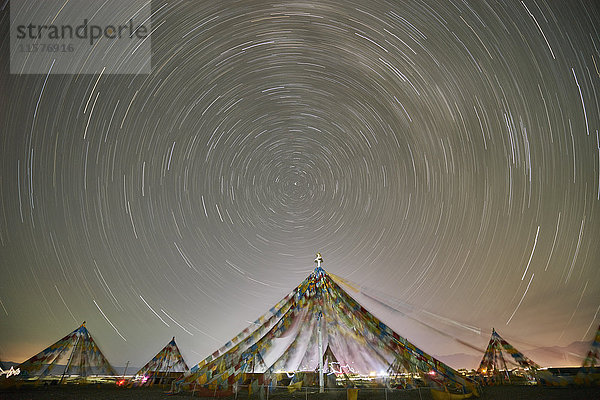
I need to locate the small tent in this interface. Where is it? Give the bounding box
[17,321,116,380]
[135,337,189,383]
[477,328,538,383]
[574,324,600,385]
[580,324,600,369]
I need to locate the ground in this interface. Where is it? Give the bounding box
[0,385,599,400]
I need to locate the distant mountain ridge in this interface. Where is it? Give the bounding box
[435,340,590,370]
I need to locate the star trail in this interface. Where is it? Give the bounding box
[0,0,599,369]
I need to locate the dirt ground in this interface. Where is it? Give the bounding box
[0,384,598,400]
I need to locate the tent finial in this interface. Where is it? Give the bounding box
[314,252,323,269]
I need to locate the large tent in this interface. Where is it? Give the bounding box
[135,337,189,382]
[477,329,539,383]
[178,255,475,394]
[17,322,116,380]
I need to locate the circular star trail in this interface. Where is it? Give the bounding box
[1,0,599,369]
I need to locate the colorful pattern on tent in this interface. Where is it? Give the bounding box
[572,324,600,386]
[17,322,116,378]
[179,264,475,394]
[477,329,539,377]
[581,324,600,368]
[136,337,189,377]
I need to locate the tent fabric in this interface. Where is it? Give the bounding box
[135,337,189,376]
[17,322,116,378]
[572,324,600,385]
[180,266,473,392]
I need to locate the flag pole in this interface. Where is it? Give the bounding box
[60,322,84,384]
[315,253,324,393]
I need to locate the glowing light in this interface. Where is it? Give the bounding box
[0,367,20,378]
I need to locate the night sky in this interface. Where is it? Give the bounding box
[1,0,599,370]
